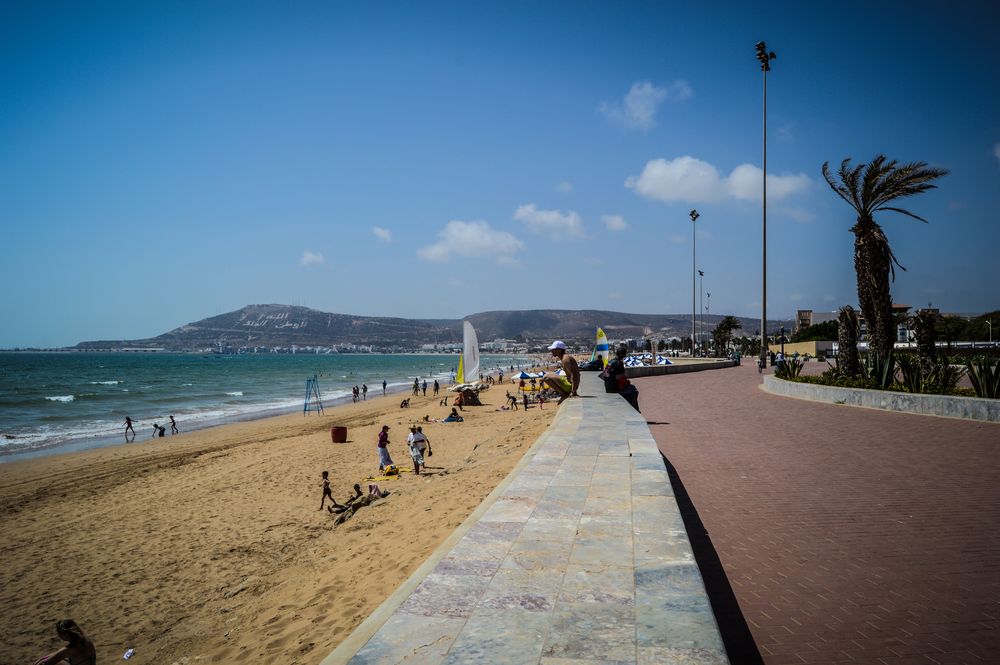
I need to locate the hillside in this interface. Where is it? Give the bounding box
[73,304,790,351]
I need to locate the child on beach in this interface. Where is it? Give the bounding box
[319,471,346,512]
[33,619,96,665]
[406,426,424,475]
[123,416,135,440]
[169,415,178,434]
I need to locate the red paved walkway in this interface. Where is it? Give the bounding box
[637,362,1000,665]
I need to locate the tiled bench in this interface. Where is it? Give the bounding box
[321,374,729,664]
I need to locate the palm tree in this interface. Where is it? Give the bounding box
[822,155,948,358]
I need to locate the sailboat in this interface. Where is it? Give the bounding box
[455,320,480,385]
[594,327,610,368]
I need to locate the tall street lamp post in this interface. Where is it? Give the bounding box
[706,291,711,352]
[756,41,776,372]
[690,209,700,355]
[698,270,705,354]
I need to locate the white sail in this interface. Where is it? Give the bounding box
[462,320,480,383]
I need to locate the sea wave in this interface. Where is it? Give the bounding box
[45,395,75,402]
[226,391,244,397]
[88,380,121,385]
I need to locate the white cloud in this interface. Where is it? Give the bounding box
[626,156,811,204]
[556,180,573,193]
[602,214,628,231]
[513,204,585,238]
[372,226,392,242]
[598,80,691,131]
[994,142,1000,164]
[779,207,816,223]
[300,250,324,266]
[417,220,523,263]
[668,234,686,244]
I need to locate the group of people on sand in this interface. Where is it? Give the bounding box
[352,384,368,402]
[122,415,178,442]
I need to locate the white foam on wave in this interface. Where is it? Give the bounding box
[226,391,244,397]
[45,395,75,402]
[88,380,121,385]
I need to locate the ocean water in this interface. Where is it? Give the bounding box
[0,352,529,461]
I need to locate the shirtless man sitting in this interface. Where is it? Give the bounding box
[542,340,580,404]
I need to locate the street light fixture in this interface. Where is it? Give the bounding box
[755,40,776,372]
[690,209,700,355]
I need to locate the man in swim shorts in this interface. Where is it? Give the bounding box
[543,340,580,404]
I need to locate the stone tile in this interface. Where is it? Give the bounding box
[632,481,672,496]
[635,603,725,651]
[518,518,579,544]
[532,497,585,520]
[583,497,632,518]
[541,658,632,665]
[442,609,550,665]
[630,455,665,470]
[463,521,523,544]
[578,515,633,540]
[634,563,706,602]
[632,469,670,484]
[480,496,537,522]
[636,646,729,665]
[433,555,504,577]
[543,485,589,501]
[570,535,634,566]
[633,531,694,565]
[348,612,464,664]
[448,537,514,563]
[542,602,636,662]
[478,568,563,612]
[549,471,593,487]
[587,483,632,499]
[501,538,574,572]
[398,573,492,618]
[559,563,635,605]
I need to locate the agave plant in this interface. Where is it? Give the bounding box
[860,350,895,390]
[926,362,966,394]
[896,354,924,393]
[966,356,1000,399]
[774,356,804,380]
[822,156,948,359]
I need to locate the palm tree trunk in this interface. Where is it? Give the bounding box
[837,305,860,377]
[853,218,895,358]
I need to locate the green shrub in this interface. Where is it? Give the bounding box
[966,356,1000,399]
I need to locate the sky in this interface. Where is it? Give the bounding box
[2,1,999,348]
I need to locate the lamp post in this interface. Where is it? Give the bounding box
[988,319,993,346]
[698,270,705,354]
[755,41,776,372]
[780,325,786,356]
[706,291,711,353]
[690,209,700,355]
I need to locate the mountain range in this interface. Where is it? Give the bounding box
[72,304,792,351]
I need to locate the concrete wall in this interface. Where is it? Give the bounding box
[763,376,1000,423]
[626,358,736,379]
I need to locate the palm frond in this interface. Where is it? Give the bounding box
[875,206,930,224]
[821,161,858,211]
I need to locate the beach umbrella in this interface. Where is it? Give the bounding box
[515,371,533,379]
[656,355,672,365]
[555,369,566,376]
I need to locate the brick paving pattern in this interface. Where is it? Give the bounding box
[637,362,1000,665]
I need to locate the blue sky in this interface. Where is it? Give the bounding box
[2,1,998,347]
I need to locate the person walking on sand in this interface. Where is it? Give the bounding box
[406,425,424,475]
[382,379,387,396]
[362,384,368,400]
[542,341,580,404]
[33,619,96,665]
[421,379,427,396]
[416,426,431,464]
[376,425,393,472]
[123,416,135,441]
[169,415,178,435]
[433,379,439,396]
[412,378,419,396]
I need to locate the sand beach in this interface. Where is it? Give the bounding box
[0,381,556,664]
